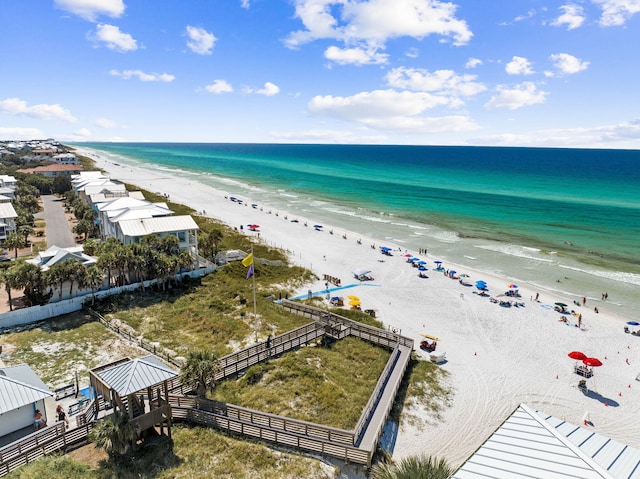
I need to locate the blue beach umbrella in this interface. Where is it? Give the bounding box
[434,260,442,264]
[627,321,640,326]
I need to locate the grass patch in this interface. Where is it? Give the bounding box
[0,312,145,387]
[100,263,314,357]
[212,336,391,430]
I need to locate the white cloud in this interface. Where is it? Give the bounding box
[54,0,125,22]
[324,45,388,65]
[0,97,77,122]
[505,56,534,75]
[91,24,138,52]
[110,70,175,82]
[307,89,479,134]
[94,117,123,128]
[0,127,44,140]
[245,82,280,96]
[485,82,548,110]
[240,0,250,8]
[465,58,482,69]
[594,0,640,26]
[285,0,472,64]
[73,127,92,138]
[385,67,486,98]
[549,53,589,74]
[205,80,234,94]
[552,4,586,30]
[186,26,216,55]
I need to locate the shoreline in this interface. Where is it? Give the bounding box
[79,147,640,468]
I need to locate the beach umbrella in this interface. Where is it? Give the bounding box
[449,270,457,275]
[475,280,487,286]
[626,321,640,326]
[347,295,359,300]
[247,224,260,230]
[417,260,427,265]
[508,283,519,289]
[352,268,371,277]
[434,260,442,264]
[313,224,323,229]
[568,351,587,360]
[348,300,361,306]
[555,302,568,307]
[459,273,470,278]
[583,357,603,367]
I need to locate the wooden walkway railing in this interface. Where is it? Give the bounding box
[0,422,95,477]
[170,405,370,466]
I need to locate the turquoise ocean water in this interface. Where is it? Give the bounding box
[75,142,640,320]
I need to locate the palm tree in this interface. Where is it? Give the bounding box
[12,261,52,306]
[64,258,83,297]
[180,350,221,397]
[78,265,103,305]
[97,251,116,288]
[0,268,17,312]
[369,455,453,479]
[18,225,34,245]
[4,231,25,258]
[47,262,67,302]
[89,411,139,462]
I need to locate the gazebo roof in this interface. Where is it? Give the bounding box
[96,355,178,397]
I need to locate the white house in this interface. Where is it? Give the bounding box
[49,153,78,164]
[0,202,18,241]
[116,215,199,253]
[0,364,53,442]
[0,175,17,191]
[27,245,98,272]
[96,197,173,240]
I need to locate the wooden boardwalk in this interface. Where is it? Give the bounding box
[0,301,414,474]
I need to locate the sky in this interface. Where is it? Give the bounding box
[1,0,640,148]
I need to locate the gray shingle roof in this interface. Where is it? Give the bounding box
[96,355,178,397]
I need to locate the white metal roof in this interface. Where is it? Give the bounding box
[0,365,53,414]
[541,411,640,479]
[451,404,623,479]
[0,202,17,219]
[118,215,199,237]
[96,355,178,396]
[97,197,151,212]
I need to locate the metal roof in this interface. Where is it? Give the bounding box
[541,411,640,479]
[0,202,17,219]
[118,215,199,237]
[452,404,625,479]
[96,355,178,396]
[0,365,53,414]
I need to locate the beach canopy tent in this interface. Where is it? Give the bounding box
[0,364,53,440]
[568,351,587,360]
[313,224,323,230]
[451,403,640,479]
[353,268,373,281]
[583,357,603,367]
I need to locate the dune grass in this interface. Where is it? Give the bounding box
[212,336,391,430]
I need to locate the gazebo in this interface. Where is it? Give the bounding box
[89,355,177,438]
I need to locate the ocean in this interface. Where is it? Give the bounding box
[74,142,640,320]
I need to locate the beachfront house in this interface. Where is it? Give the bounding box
[0,202,18,242]
[96,197,174,240]
[115,215,199,256]
[0,364,54,444]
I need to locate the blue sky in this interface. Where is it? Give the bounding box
[1,0,639,148]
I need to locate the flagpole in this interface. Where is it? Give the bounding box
[252,245,257,342]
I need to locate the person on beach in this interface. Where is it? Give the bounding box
[583,297,587,306]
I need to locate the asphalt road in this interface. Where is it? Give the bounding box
[38,195,76,248]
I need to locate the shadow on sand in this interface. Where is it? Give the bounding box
[582,388,620,407]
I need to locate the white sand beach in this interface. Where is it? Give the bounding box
[85,150,640,469]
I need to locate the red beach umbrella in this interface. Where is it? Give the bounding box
[568,351,587,360]
[583,357,603,367]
